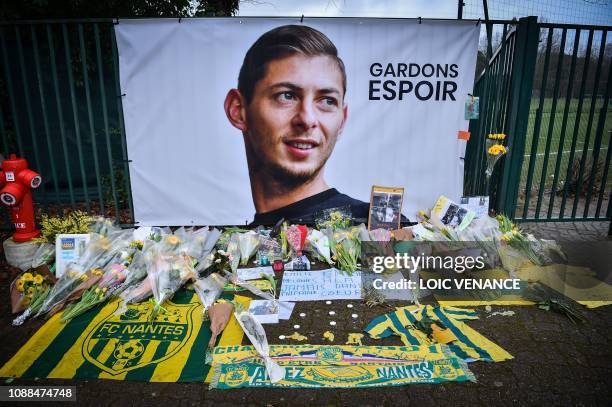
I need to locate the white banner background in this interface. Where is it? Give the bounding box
[115,18,478,225]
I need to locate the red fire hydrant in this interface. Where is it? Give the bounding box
[0,154,42,242]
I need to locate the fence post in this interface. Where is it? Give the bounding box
[497,16,538,217]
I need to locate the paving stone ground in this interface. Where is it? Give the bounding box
[1,223,611,407]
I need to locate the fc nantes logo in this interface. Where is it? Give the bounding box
[223,364,251,388]
[82,299,199,375]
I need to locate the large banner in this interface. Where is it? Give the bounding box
[115,18,478,225]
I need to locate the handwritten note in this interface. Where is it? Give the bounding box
[279,269,362,302]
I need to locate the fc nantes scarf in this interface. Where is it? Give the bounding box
[209,344,475,389]
[365,305,512,362]
[0,291,249,382]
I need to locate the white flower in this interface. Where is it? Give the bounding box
[218,250,226,256]
[215,258,221,264]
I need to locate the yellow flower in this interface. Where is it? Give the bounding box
[501,234,511,242]
[22,273,33,281]
[80,274,89,281]
[26,287,34,298]
[34,274,44,285]
[95,287,100,294]
[102,287,108,293]
[166,236,180,246]
[92,268,104,276]
[16,279,25,292]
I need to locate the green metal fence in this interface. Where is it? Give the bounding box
[2,17,609,227]
[465,16,611,222]
[0,20,133,227]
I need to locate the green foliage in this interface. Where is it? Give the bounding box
[33,210,95,244]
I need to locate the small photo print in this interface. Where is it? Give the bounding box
[248,300,279,324]
[368,186,404,231]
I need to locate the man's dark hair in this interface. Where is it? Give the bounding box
[238,25,347,104]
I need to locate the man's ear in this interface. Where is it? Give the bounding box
[224,89,248,132]
[337,104,349,139]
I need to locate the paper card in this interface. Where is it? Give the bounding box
[248,300,279,324]
[460,196,490,219]
[410,223,436,240]
[55,234,90,277]
[458,130,470,140]
[465,96,479,119]
[279,302,295,320]
[279,269,362,302]
[237,266,274,281]
[431,195,476,231]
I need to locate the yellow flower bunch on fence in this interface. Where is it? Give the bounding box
[487,133,507,140]
[487,144,508,156]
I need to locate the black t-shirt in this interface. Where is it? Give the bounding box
[251,188,370,226]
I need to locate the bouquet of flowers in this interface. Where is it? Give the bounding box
[485,133,508,193]
[36,229,134,317]
[112,240,153,296]
[146,245,196,322]
[10,271,52,314]
[60,286,108,323]
[326,227,361,274]
[256,236,282,266]
[236,231,260,266]
[305,229,332,265]
[193,273,227,319]
[216,227,249,252]
[191,228,222,271]
[225,234,241,274]
[315,206,352,230]
[284,225,309,270]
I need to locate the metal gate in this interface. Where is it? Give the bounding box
[465,16,611,223]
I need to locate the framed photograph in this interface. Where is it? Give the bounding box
[368,186,404,231]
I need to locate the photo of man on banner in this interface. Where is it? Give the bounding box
[224,25,369,225]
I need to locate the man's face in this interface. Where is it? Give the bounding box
[242,54,348,184]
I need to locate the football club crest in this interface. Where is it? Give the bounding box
[82,298,199,375]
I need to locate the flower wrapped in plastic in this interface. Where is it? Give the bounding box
[31,243,55,269]
[191,228,222,271]
[146,242,197,322]
[237,231,260,266]
[256,236,282,266]
[305,229,332,265]
[225,234,241,274]
[326,227,361,274]
[315,206,352,230]
[10,271,53,315]
[35,234,107,317]
[232,302,285,383]
[369,228,392,242]
[37,229,135,317]
[216,227,250,252]
[113,240,153,296]
[193,273,227,319]
[485,133,508,193]
[284,225,309,270]
[61,286,108,323]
